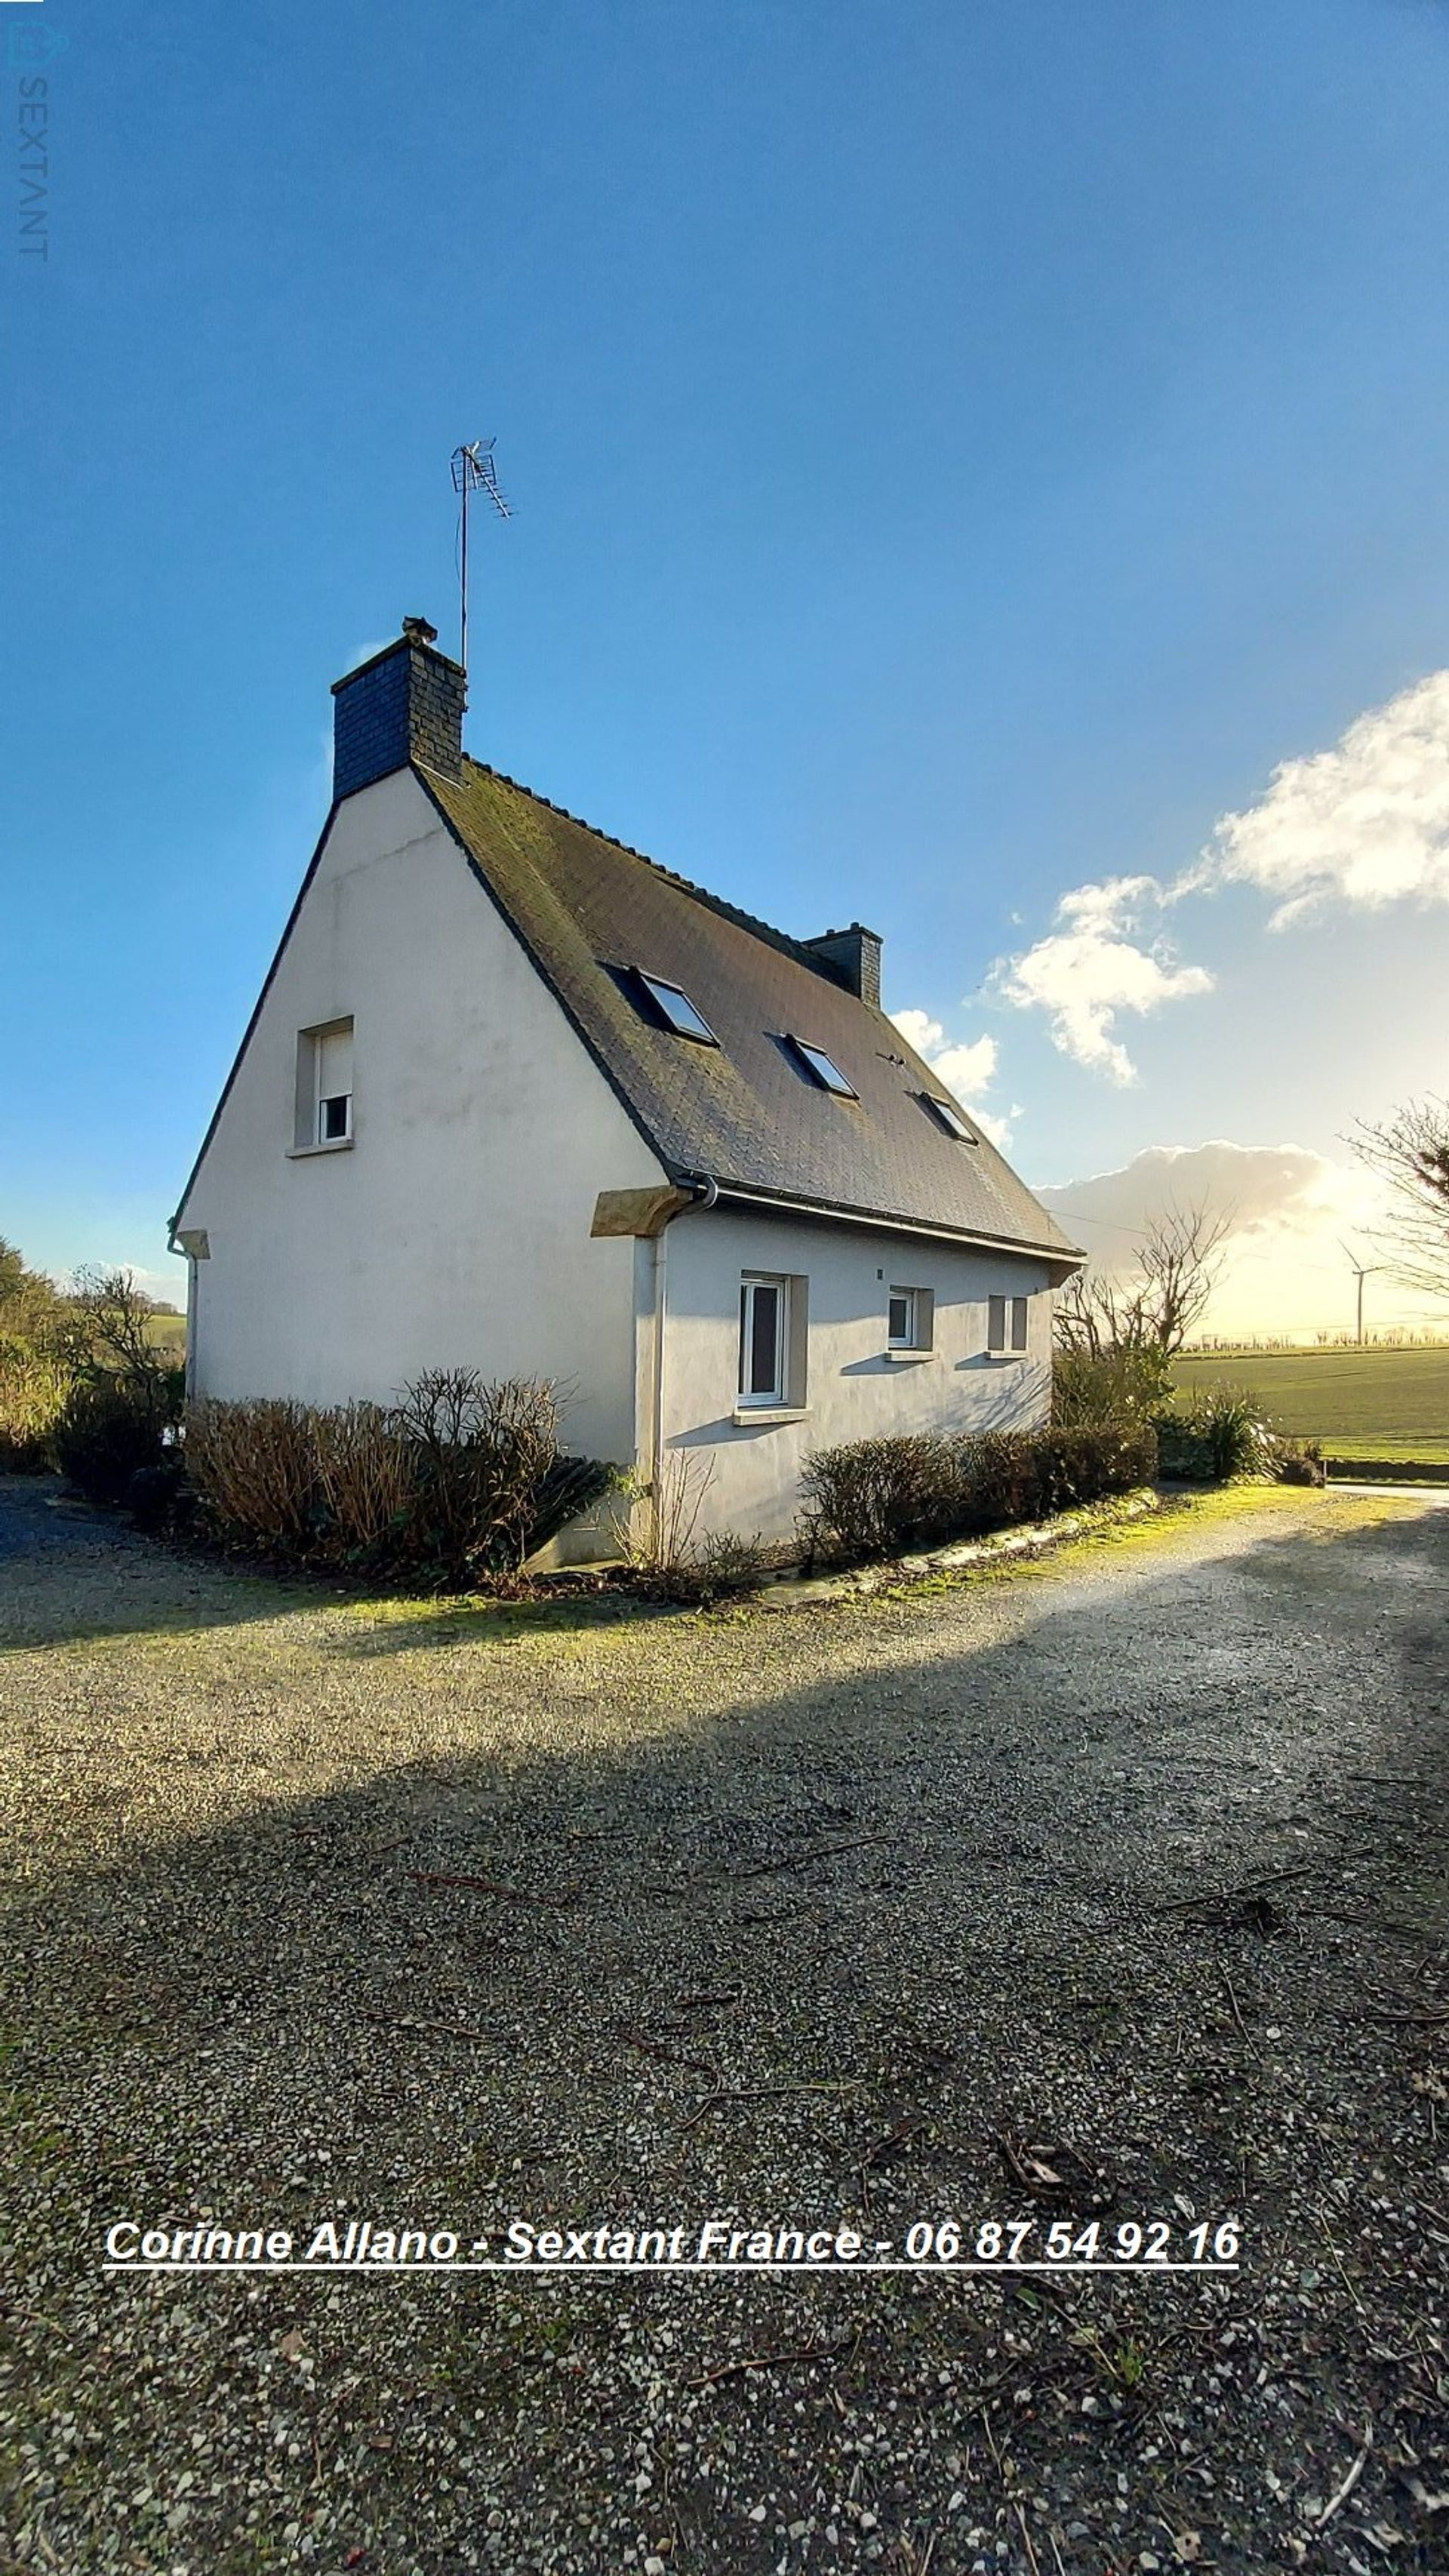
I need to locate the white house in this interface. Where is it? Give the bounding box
[171,619,1081,1556]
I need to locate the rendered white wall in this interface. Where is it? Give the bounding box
[657,1203,1054,1544]
[176,768,665,1468]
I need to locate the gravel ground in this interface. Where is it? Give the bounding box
[2,1472,1447,2576]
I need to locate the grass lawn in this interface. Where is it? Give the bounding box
[1174,1345,1449,1460]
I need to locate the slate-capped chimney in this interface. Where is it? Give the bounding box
[331,615,467,801]
[803,922,883,1009]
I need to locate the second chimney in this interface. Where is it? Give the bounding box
[331,617,467,801]
[803,922,883,1009]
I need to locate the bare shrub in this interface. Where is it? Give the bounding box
[185,1399,321,1551]
[183,1375,608,1587]
[393,1369,561,1582]
[617,1452,715,1577]
[312,1403,412,1560]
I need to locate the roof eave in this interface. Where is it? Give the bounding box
[704,1177,1084,1267]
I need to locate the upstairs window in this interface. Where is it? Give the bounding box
[295,1019,353,1150]
[921,1094,977,1143]
[788,1038,856,1097]
[636,971,718,1045]
[987,1294,1029,1354]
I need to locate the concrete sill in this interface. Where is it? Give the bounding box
[886,1346,937,1363]
[287,1138,355,1160]
[732,1405,809,1427]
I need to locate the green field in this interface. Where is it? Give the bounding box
[1173,1346,1449,1462]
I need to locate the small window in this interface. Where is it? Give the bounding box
[637,971,718,1045]
[739,1273,789,1405]
[888,1284,936,1353]
[987,1294,1029,1355]
[295,1019,353,1150]
[789,1039,856,1097]
[921,1094,977,1141]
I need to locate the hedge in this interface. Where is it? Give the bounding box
[800,1423,1157,1564]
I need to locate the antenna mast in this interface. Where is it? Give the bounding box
[450,439,511,678]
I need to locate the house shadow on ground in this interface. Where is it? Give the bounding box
[3,1495,1447,2573]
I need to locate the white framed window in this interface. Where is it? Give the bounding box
[888,1286,916,1348]
[294,1019,353,1150]
[739,1273,789,1405]
[888,1284,937,1354]
[987,1294,1029,1355]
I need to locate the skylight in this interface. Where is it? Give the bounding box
[636,971,718,1045]
[921,1094,977,1142]
[789,1039,856,1097]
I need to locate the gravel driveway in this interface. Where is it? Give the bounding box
[2,1475,1447,2576]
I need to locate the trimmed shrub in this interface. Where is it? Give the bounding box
[183,1374,617,1587]
[312,1402,413,1562]
[798,1433,963,1559]
[185,1398,321,1552]
[801,1422,1156,1564]
[391,1370,561,1583]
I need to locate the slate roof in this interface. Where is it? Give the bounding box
[422,759,1080,1263]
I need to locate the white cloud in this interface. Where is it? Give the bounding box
[992,877,1213,1085]
[891,1008,1016,1146]
[995,670,1449,1082]
[891,1009,998,1100]
[1035,1139,1359,1248]
[1195,669,1449,928]
[1032,1140,1408,1337]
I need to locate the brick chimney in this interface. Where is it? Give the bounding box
[803,922,883,1008]
[331,616,466,800]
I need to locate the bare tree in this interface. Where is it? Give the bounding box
[1352,1098,1449,1303]
[69,1266,165,1383]
[1055,1203,1230,1360]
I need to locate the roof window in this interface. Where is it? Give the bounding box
[921,1094,977,1143]
[788,1039,856,1097]
[636,971,718,1045]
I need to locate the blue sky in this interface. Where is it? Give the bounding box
[5,0,1449,1331]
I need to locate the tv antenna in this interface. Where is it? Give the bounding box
[451,439,510,678]
[1339,1239,1384,1347]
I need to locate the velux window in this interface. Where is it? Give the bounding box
[789,1038,856,1097]
[636,971,718,1045]
[987,1294,1029,1355]
[921,1094,976,1142]
[295,1019,353,1150]
[739,1274,789,1405]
